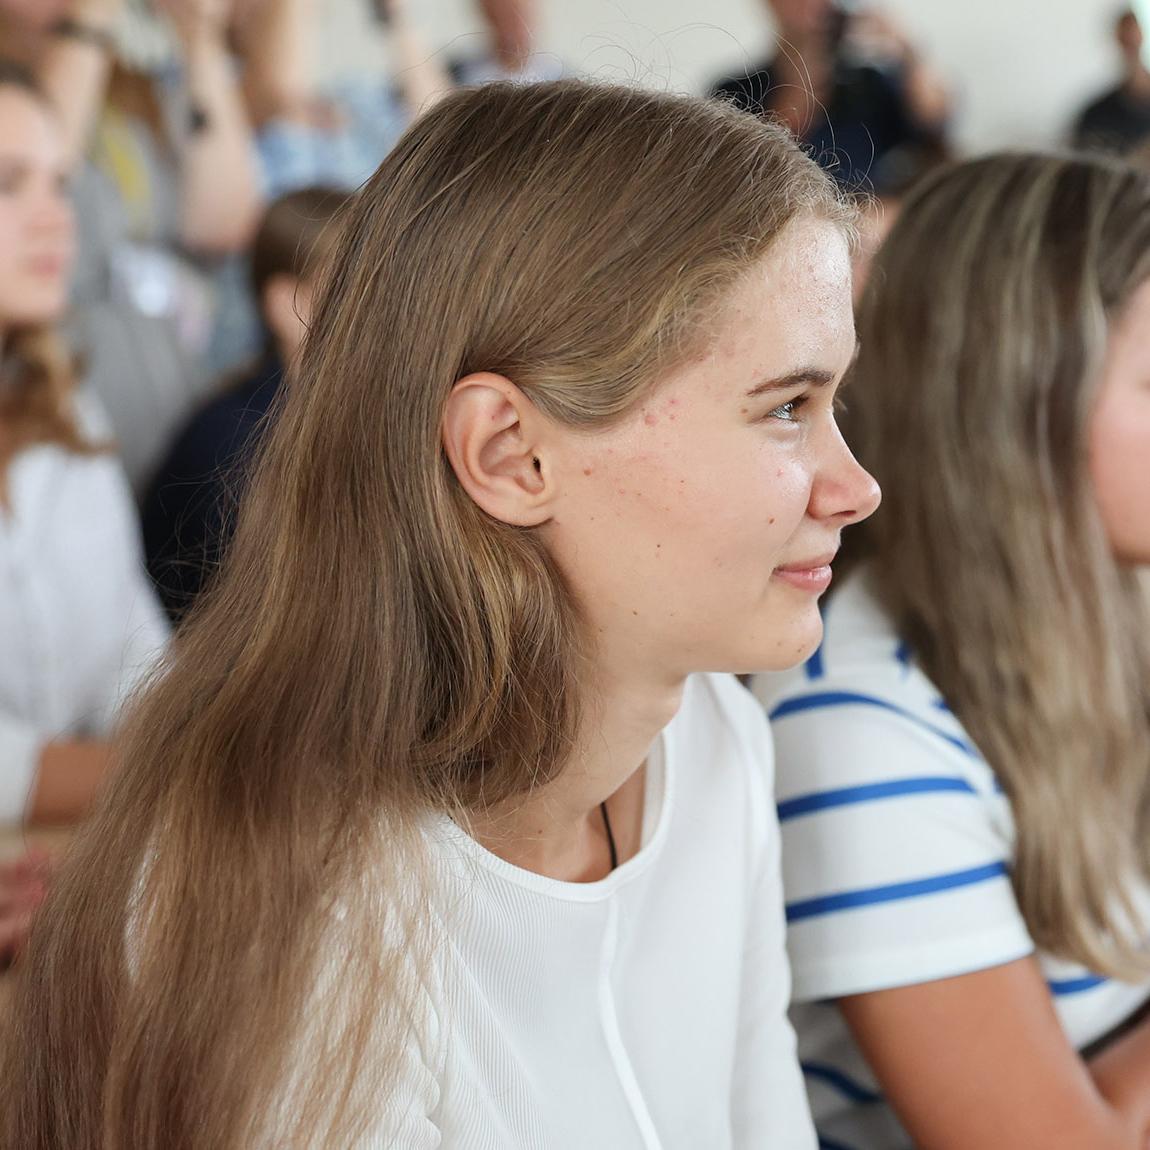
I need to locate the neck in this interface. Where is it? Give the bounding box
[469,663,686,882]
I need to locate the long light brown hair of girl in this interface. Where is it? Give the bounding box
[0,60,98,501]
[2,81,849,1148]
[844,152,1150,978]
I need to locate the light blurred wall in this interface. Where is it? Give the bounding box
[320,0,1121,153]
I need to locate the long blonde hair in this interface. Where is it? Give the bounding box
[845,152,1150,977]
[2,81,848,1148]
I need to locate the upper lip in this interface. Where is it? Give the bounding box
[775,551,838,572]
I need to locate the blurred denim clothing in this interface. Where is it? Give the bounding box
[72,63,265,491]
[256,79,410,198]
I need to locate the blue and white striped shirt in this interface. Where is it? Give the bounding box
[753,567,1150,1150]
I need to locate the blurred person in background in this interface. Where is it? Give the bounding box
[143,185,350,621]
[450,0,562,87]
[1073,7,1150,155]
[711,0,950,191]
[0,0,265,491]
[0,61,167,836]
[755,152,1150,1150]
[238,0,451,198]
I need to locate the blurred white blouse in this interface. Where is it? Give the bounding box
[0,394,169,822]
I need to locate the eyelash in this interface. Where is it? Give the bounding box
[767,395,809,422]
[764,392,850,423]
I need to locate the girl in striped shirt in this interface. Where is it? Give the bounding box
[756,152,1150,1150]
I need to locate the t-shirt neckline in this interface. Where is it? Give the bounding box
[432,729,674,902]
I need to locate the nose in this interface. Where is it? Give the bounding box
[808,420,881,527]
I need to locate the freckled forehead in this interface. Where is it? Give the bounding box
[716,218,855,366]
[757,217,852,308]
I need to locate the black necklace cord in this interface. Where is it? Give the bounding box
[600,801,618,872]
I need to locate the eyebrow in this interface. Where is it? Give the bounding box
[744,367,837,398]
[744,342,862,399]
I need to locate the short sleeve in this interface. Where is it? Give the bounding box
[766,689,1034,1002]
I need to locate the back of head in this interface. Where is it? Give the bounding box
[3,80,846,1149]
[846,150,1150,976]
[249,186,351,300]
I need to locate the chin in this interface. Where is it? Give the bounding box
[6,295,67,327]
[722,614,825,677]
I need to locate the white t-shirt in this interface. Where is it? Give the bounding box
[752,568,1150,1150]
[378,673,817,1149]
[0,396,169,821]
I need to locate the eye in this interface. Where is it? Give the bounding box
[767,395,809,422]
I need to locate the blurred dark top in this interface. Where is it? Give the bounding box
[142,355,283,621]
[1073,86,1150,155]
[710,56,934,193]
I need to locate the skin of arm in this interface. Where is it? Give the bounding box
[850,7,951,131]
[32,0,125,170]
[0,848,50,961]
[233,0,312,128]
[27,739,113,825]
[159,0,264,254]
[235,0,449,140]
[838,956,1150,1149]
[898,45,951,132]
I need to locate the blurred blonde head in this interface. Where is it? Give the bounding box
[846,151,1150,977]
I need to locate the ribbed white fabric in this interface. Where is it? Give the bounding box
[0,394,169,822]
[369,673,817,1149]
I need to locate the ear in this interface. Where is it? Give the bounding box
[442,373,555,527]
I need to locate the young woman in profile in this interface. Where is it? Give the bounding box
[3,81,878,1148]
[755,152,1150,1149]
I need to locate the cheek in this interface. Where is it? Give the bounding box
[680,440,813,557]
[1091,400,1150,563]
[598,426,812,575]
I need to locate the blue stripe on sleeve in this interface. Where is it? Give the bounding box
[802,1061,883,1105]
[778,776,978,822]
[769,690,981,761]
[786,862,1010,923]
[1048,974,1108,996]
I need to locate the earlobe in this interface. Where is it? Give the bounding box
[442,373,554,527]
